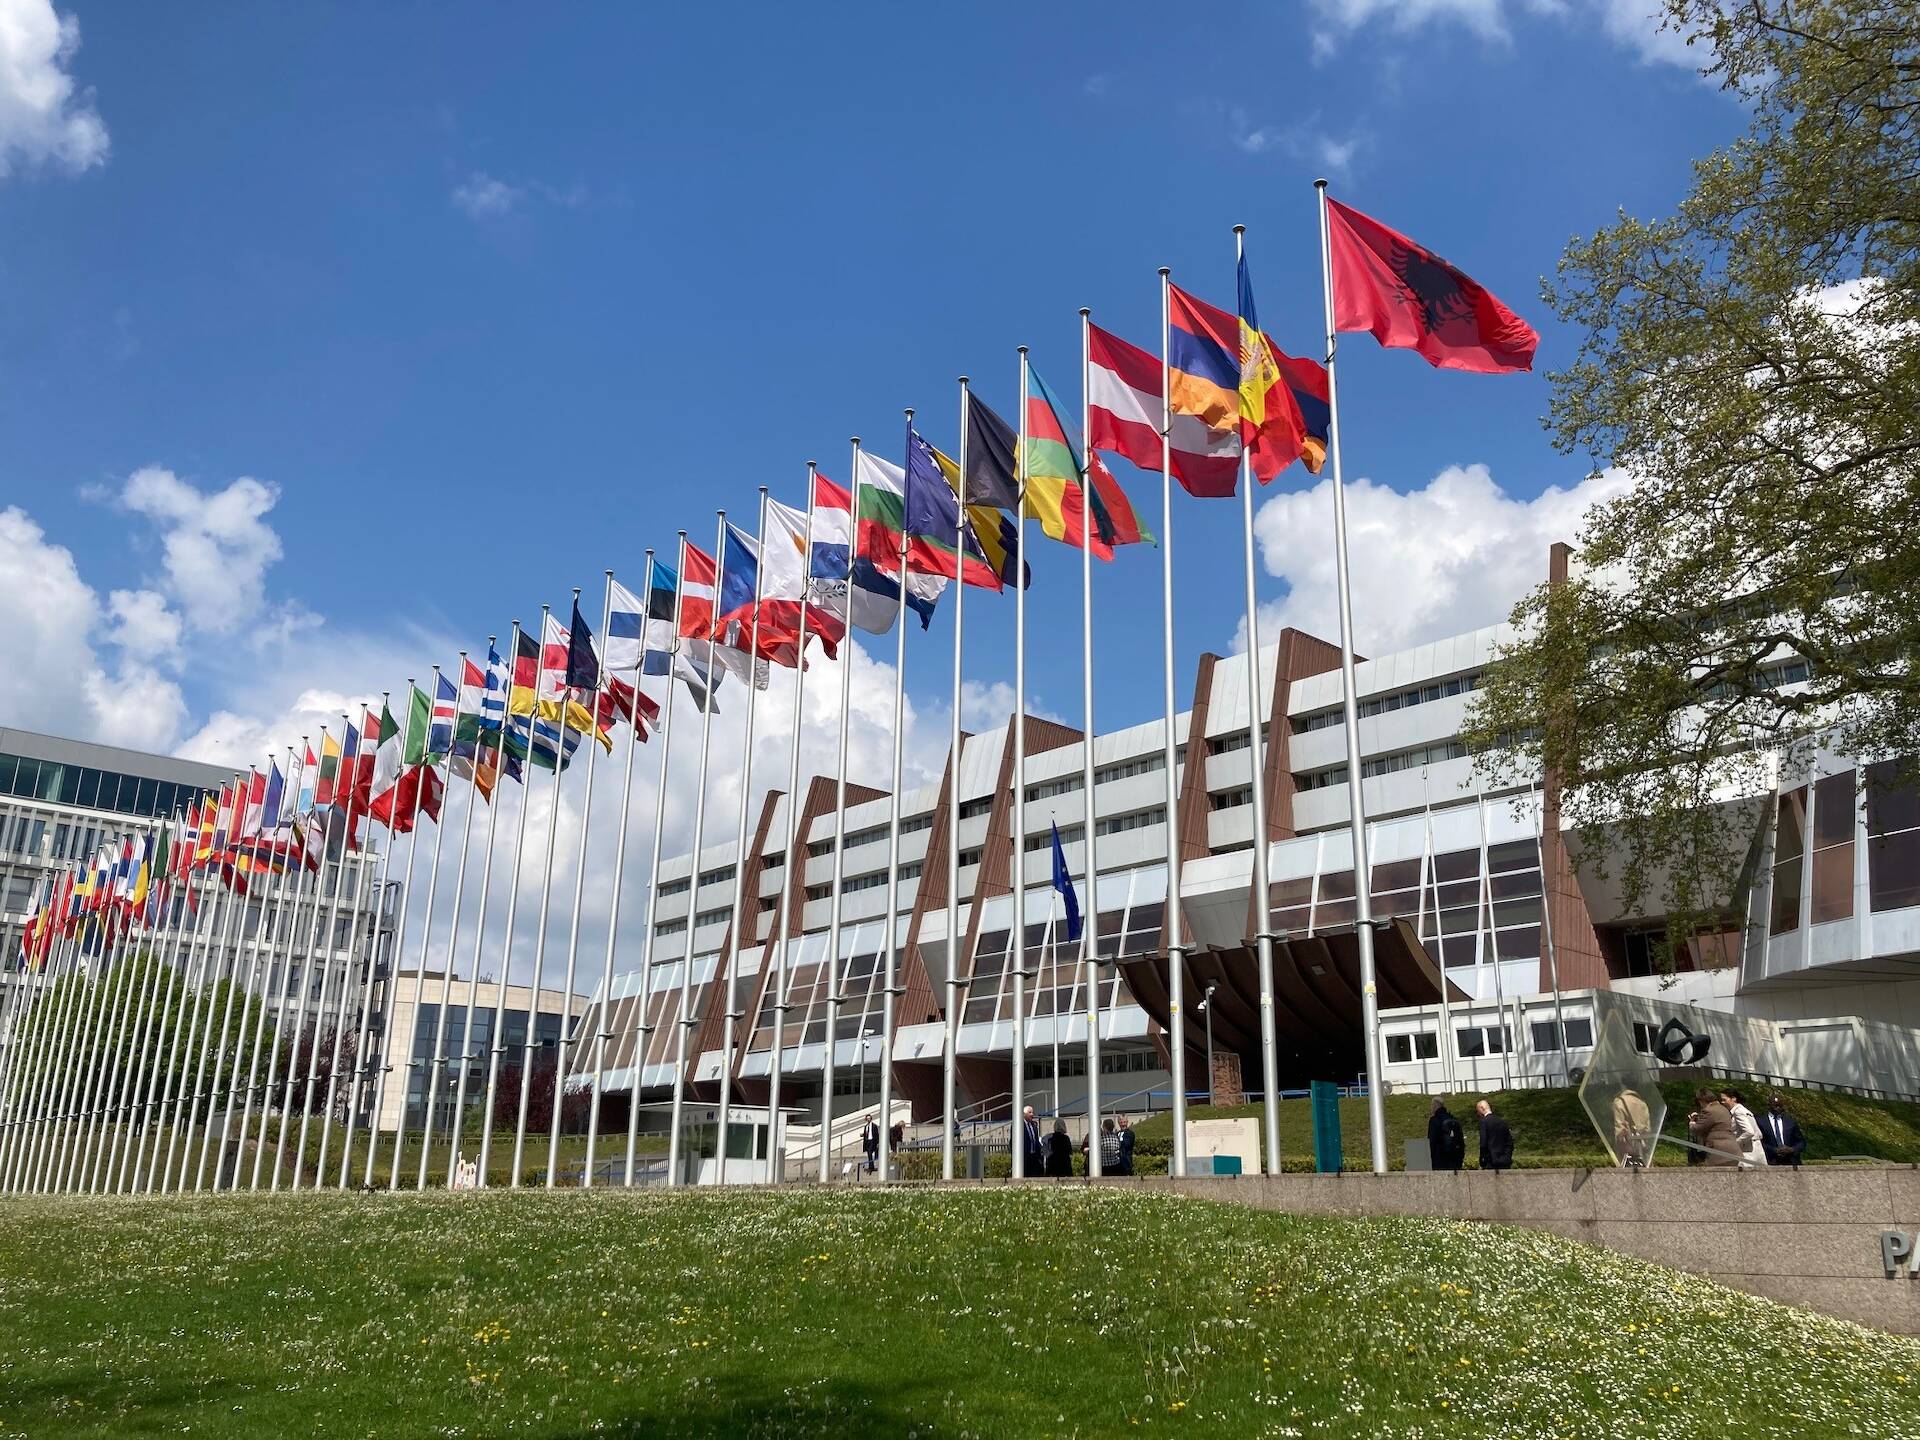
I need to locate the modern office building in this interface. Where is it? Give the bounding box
[574,542,1920,1125]
[0,728,402,1119]
[377,971,589,1134]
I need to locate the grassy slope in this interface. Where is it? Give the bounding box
[1124,1082,1920,1172]
[0,1188,1914,1439]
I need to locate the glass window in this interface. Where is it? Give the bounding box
[0,754,15,792]
[1385,1032,1437,1064]
[1866,760,1920,914]
[75,769,101,809]
[1810,771,1855,924]
[1769,788,1805,935]
[1530,1020,1562,1053]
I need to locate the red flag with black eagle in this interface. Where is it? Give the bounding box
[1325,197,1538,374]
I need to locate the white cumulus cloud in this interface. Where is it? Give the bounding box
[0,0,108,179]
[1309,0,1708,70]
[0,506,186,750]
[118,467,285,634]
[1239,461,1632,655]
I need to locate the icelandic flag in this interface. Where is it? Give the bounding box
[1050,822,1082,944]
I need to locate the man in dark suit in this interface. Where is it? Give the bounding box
[1427,1098,1466,1171]
[1760,1094,1806,1167]
[1014,1104,1044,1177]
[861,1114,880,1174]
[1475,1099,1514,1171]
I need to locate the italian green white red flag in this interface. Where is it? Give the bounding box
[372,687,443,832]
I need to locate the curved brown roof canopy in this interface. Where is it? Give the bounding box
[1119,917,1471,1088]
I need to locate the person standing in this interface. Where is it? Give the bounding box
[1427,1098,1465,1171]
[1687,1089,1738,1167]
[1044,1118,1074,1179]
[1474,1100,1513,1172]
[861,1113,880,1175]
[1097,1118,1121,1176]
[1720,1088,1765,1169]
[1759,1094,1806,1167]
[1114,1114,1136,1177]
[1015,1104,1044,1177]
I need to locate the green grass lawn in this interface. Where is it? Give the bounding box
[57,1121,672,1194]
[0,1188,1912,1438]
[1120,1081,1920,1172]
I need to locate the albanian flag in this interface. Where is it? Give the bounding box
[1326,197,1538,374]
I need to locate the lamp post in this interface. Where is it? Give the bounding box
[1199,981,1219,1107]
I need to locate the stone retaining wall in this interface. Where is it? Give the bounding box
[1117,1167,1920,1335]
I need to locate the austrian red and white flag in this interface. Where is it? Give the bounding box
[1087,322,1241,498]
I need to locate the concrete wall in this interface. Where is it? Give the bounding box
[1131,1168,1920,1335]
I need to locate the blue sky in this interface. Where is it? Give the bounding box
[2,0,1738,774]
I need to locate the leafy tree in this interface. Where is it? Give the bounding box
[1464,0,1920,951]
[3,949,273,1129]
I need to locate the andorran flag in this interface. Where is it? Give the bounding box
[1325,196,1538,374]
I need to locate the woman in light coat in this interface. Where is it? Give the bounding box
[1721,1088,1765,1169]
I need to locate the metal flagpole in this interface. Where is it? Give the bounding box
[6,865,92,1190]
[1231,226,1284,1178]
[106,814,191,1192]
[715,494,770,1186]
[258,777,325,1189]
[292,718,367,1191]
[769,484,815,1186]
[212,791,297,1198]
[444,672,508,1188]
[142,851,226,1192]
[512,602,575,1186]
[874,414,916,1186]
[170,832,250,1192]
[24,902,93,1193]
[1078,309,1104,1177]
[622,551,685,1186]
[0,871,48,1177]
[74,837,151,1191]
[1158,268,1190,1177]
[48,839,143,1192]
[1311,184,1389,1172]
[943,385,968,1182]
[1011,350,1031,1178]
[0,866,62,1188]
[231,751,300,1189]
[65,835,152,1190]
[585,561,651,1188]
[64,828,161,1190]
[317,799,380,1184]
[393,663,461,1188]
[20,868,104,1191]
[818,445,858,1184]
[668,519,725,1188]
[9,891,87,1191]
[419,666,483,1188]
[477,623,536,1188]
[364,699,427,1188]
[546,578,615,1187]
[339,793,400,1186]
[196,790,280,1190]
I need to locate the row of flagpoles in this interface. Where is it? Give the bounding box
[1,188,1538,1194]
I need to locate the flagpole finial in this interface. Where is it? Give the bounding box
[1233,223,1246,235]
[677,529,686,539]
[1314,177,1329,191]
[605,568,613,578]
[758,485,768,496]
[850,436,860,446]
[1158,266,1170,278]
[904,408,913,423]
[406,676,415,685]
[958,374,968,384]
[1017,345,1028,356]
[1080,307,1090,318]
[572,587,582,599]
